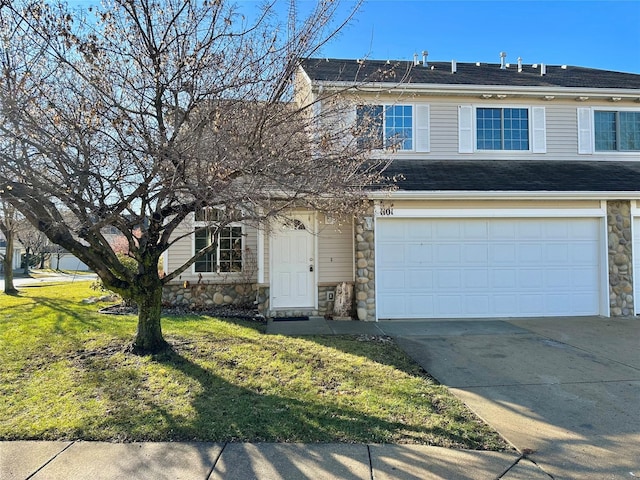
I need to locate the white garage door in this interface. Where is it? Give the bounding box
[376,217,601,319]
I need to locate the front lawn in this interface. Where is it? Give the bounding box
[0,282,509,449]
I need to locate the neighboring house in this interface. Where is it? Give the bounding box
[0,235,22,272]
[164,54,640,320]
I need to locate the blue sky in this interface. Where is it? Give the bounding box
[65,0,640,73]
[310,0,640,74]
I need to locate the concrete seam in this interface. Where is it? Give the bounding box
[205,442,227,480]
[367,444,374,480]
[521,454,556,479]
[455,378,640,389]
[496,454,524,479]
[525,331,640,373]
[25,440,76,480]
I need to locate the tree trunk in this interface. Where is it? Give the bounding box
[132,283,167,354]
[3,233,18,294]
[23,247,30,274]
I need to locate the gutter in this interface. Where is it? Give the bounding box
[310,81,640,101]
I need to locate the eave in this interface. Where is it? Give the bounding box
[368,190,640,201]
[310,80,640,102]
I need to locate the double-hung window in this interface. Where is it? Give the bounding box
[594,111,640,151]
[194,207,243,273]
[356,104,429,152]
[459,105,545,154]
[476,107,529,150]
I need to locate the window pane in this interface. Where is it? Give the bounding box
[384,105,413,150]
[619,111,640,151]
[194,228,216,272]
[504,108,529,150]
[218,226,243,273]
[477,108,501,150]
[595,111,616,151]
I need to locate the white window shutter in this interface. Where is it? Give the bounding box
[458,105,473,153]
[577,107,593,154]
[415,104,430,153]
[531,107,546,153]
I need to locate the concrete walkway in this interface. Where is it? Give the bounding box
[2,440,544,480]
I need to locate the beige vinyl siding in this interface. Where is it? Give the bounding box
[317,219,354,283]
[387,199,602,210]
[166,219,258,283]
[348,92,640,162]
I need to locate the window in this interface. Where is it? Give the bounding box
[194,208,243,273]
[477,108,529,150]
[595,111,640,151]
[356,104,415,151]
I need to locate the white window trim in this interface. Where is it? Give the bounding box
[459,104,546,154]
[579,106,640,155]
[191,212,245,276]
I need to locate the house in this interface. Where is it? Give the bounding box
[0,234,22,273]
[164,54,640,320]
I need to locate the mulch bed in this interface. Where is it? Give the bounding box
[98,303,265,323]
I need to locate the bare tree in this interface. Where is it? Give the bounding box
[15,218,50,272]
[0,0,385,353]
[0,199,19,293]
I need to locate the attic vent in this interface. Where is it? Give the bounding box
[500,51,507,69]
[451,60,457,74]
[422,50,429,67]
[541,63,546,76]
[517,57,523,73]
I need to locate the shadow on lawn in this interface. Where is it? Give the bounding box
[148,347,468,446]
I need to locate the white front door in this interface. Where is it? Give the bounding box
[270,214,316,309]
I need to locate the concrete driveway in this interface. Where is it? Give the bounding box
[377,317,640,480]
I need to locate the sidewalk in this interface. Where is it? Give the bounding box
[3,440,547,480]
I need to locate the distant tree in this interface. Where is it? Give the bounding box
[0,0,384,353]
[16,219,49,273]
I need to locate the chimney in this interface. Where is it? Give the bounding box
[541,63,546,76]
[451,59,457,74]
[422,50,429,67]
[500,51,507,69]
[517,57,523,73]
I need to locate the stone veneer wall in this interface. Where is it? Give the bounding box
[163,283,349,318]
[354,211,375,321]
[163,282,257,309]
[608,201,634,316]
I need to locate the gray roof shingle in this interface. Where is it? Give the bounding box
[301,58,640,90]
[380,160,640,192]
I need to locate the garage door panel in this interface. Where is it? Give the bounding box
[407,244,433,263]
[463,244,488,263]
[435,244,461,263]
[489,222,517,239]
[408,269,433,288]
[379,269,406,290]
[377,217,601,319]
[490,243,517,263]
[464,270,489,288]
[518,244,543,263]
[518,269,544,288]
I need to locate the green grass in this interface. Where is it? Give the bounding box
[0,282,509,450]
